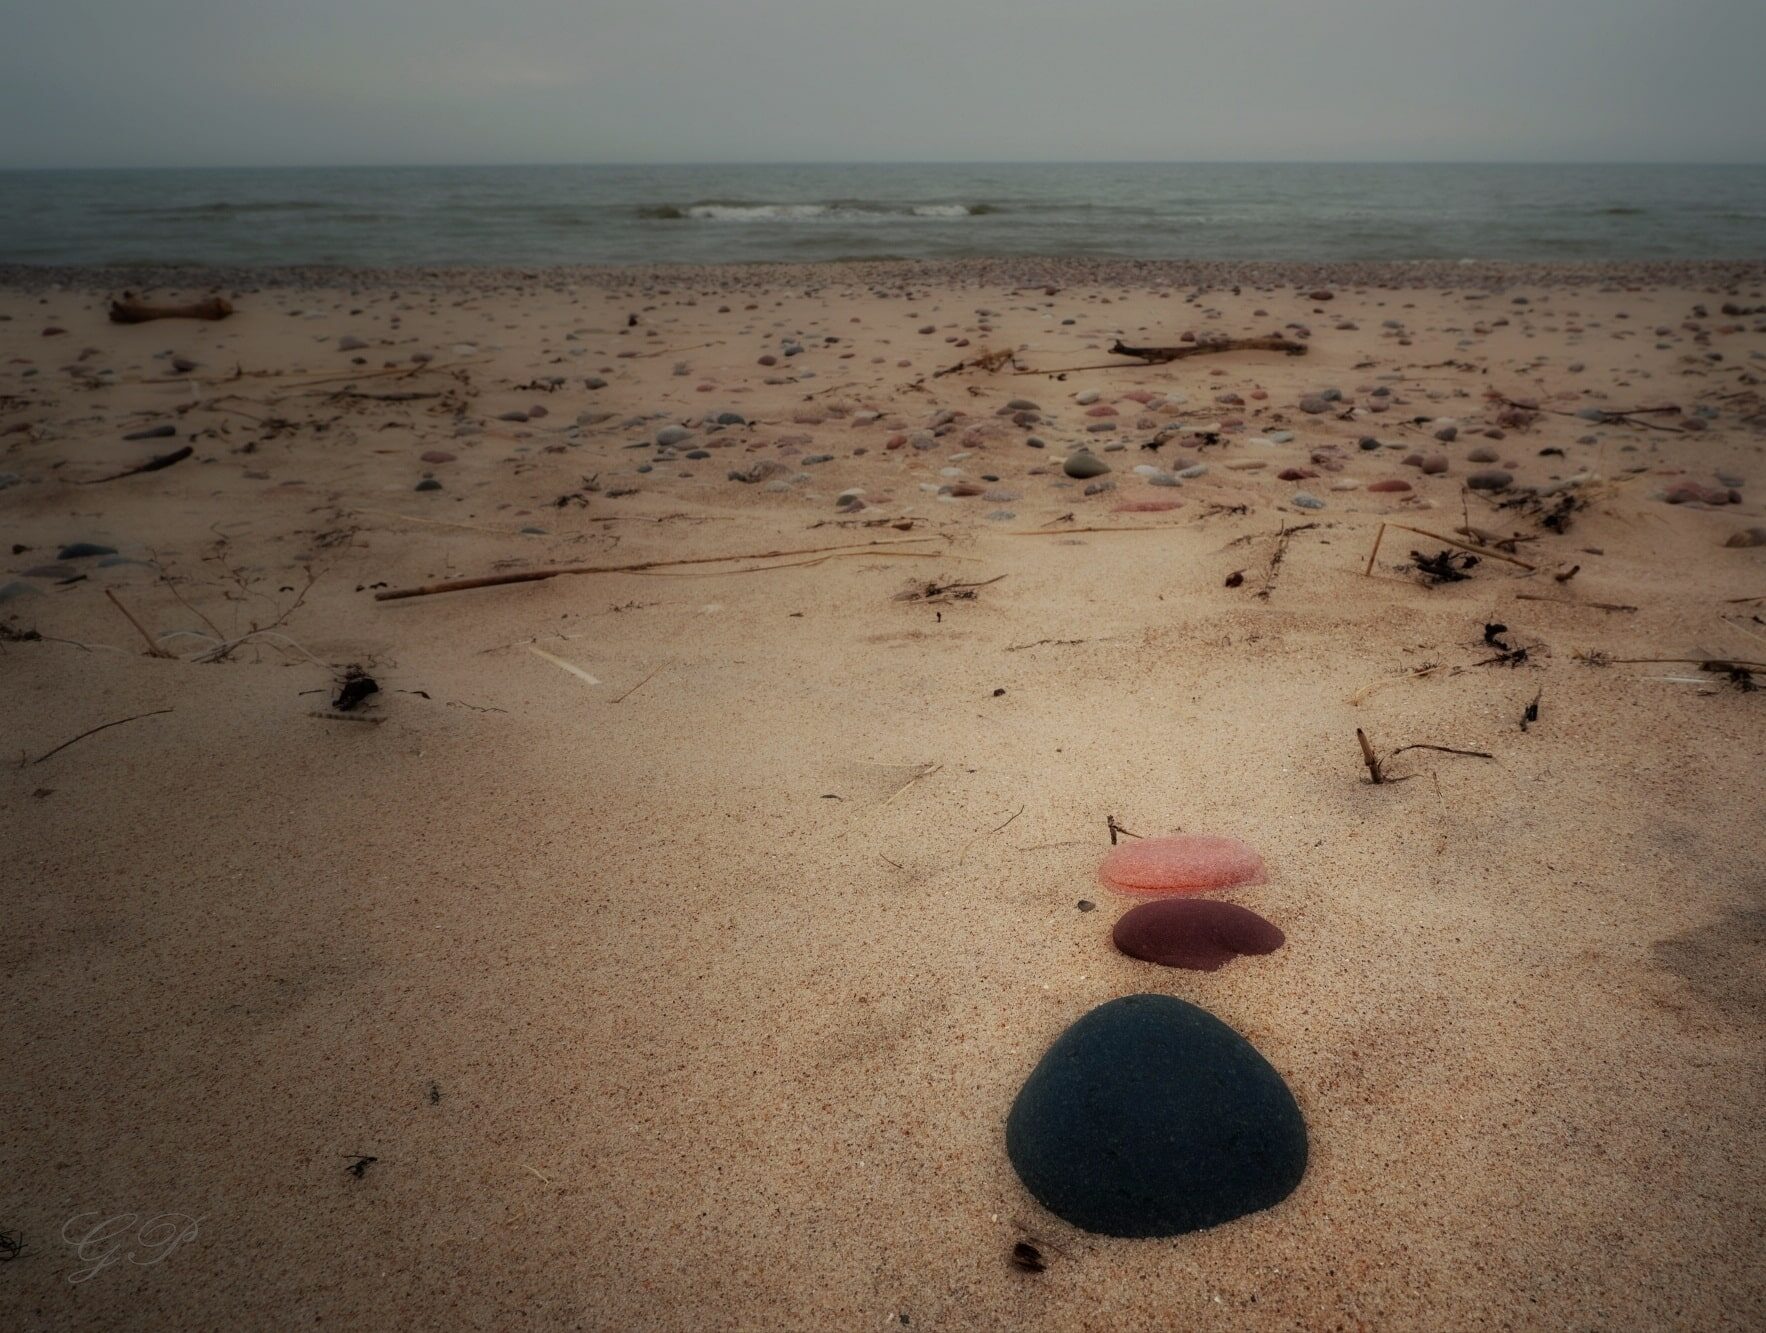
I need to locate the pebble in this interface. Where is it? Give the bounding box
[1063,453,1111,480]
[414,478,442,492]
[1724,526,1766,548]
[1099,833,1265,893]
[656,426,692,447]
[1113,899,1286,971]
[1290,491,1325,509]
[1421,455,1449,475]
[1467,469,1514,491]
[57,542,116,560]
[1367,479,1412,493]
[728,461,788,484]
[1005,995,1307,1238]
[1665,482,1736,505]
[1176,465,1208,480]
[420,450,455,464]
[1299,395,1331,414]
[124,424,177,441]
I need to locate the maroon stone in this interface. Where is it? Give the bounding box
[1112,899,1286,972]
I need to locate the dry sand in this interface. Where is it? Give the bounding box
[2,260,1763,1329]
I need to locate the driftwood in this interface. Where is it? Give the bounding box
[109,296,234,325]
[84,445,193,484]
[1109,336,1306,363]
[375,536,938,602]
[1015,336,1306,375]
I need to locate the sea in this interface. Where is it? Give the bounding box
[2,162,1763,268]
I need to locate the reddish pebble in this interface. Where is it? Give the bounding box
[1367,479,1411,493]
[1086,405,1119,418]
[420,450,456,464]
[1277,468,1316,481]
[1099,834,1266,895]
[1113,899,1286,971]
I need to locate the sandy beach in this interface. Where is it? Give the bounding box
[3,258,1763,1329]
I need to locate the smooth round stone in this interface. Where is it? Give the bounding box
[1006,995,1307,1238]
[1113,899,1285,971]
[656,426,692,447]
[1290,492,1325,509]
[57,542,117,560]
[1099,834,1265,895]
[1063,452,1111,479]
[1467,469,1514,491]
[1367,478,1412,493]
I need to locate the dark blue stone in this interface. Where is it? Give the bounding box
[1006,994,1306,1237]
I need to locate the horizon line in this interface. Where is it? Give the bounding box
[4,158,1765,173]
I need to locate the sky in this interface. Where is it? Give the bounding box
[5,0,1764,168]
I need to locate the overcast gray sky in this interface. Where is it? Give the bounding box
[5,0,1764,168]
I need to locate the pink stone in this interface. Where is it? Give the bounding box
[1099,834,1266,896]
[1086,405,1119,418]
[420,450,456,464]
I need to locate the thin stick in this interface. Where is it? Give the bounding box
[1513,593,1637,613]
[528,645,601,685]
[84,446,193,484]
[612,662,666,703]
[1606,656,1766,670]
[1363,523,1387,577]
[883,764,942,805]
[1389,743,1495,760]
[30,708,172,765]
[1365,521,1537,572]
[375,536,939,601]
[1356,728,1384,784]
[104,589,173,657]
[1009,525,1178,537]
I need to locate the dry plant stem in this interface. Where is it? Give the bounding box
[1513,593,1637,612]
[1356,728,1386,784]
[375,536,939,601]
[612,663,667,704]
[1363,521,1538,574]
[1009,525,1178,537]
[30,709,173,764]
[103,589,172,658]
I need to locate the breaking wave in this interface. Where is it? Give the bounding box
[638,201,998,222]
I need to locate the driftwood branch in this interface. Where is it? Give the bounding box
[84,445,193,484]
[1015,336,1307,376]
[109,296,233,325]
[375,536,939,602]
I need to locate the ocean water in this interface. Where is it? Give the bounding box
[1,162,1763,268]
